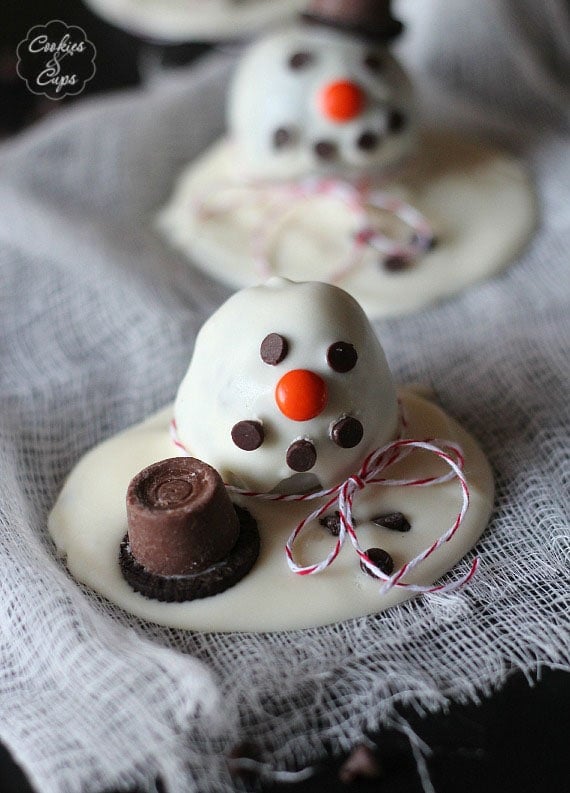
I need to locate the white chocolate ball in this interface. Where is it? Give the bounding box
[174,279,399,493]
[228,25,416,181]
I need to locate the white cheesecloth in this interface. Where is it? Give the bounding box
[0,1,568,791]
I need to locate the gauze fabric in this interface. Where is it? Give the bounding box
[0,1,568,790]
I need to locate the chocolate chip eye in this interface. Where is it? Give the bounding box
[273,126,296,150]
[289,51,314,70]
[356,131,380,151]
[327,341,358,372]
[330,416,363,448]
[314,140,338,161]
[388,110,407,133]
[231,420,264,451]
[363,53,383,73]
[260,333,288,365]
[286,439,317,472]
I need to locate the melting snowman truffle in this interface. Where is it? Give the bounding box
[48,275,495,629]
[174,279,399,493]
[228,23,415,181]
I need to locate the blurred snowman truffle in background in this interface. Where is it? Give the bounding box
[158,0,536,319]
[228,0,416,180]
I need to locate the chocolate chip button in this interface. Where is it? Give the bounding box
[286,439,317,472]
[273,127,295,149]
[330,416,363,448]
[327,341,358,372]
[357,131,380,151]
[260,333,288,365]
[372,512,411,532]
[231,420,264,451]
[360,547,394,578]
[314,140,338,161]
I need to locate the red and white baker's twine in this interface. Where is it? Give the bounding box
[170,419,478,596]
[194,176,434,284]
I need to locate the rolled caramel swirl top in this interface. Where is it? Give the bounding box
[126,457,240,576]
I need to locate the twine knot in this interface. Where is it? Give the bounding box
[347,474,367,492]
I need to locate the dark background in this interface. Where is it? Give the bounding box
[1,2,569,791]
[2,668,569,792]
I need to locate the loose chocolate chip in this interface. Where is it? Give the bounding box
[363,53,384,73]
[314,140,338,160]
[273,126,294,149]
[327,341,358,373]
[360,547,394,578]
[383,255,410,272]
[330,416,363,448]
[289,51,314,70]
[388,109,407,133]
[372,511,411,532]
[231,420,264,451]
[286,439,317,472]
[338,745,383,784]
[319,511,342,536]
[357,130,380,151]
[260,333,288,365]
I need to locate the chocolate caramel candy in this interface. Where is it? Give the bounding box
[126,457,239,576]
[302,0,404,41]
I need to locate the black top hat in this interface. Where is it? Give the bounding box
[302,0,404,41]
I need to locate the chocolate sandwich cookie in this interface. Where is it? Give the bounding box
[120,457,259,602]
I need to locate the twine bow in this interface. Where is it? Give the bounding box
[170,420,477,596]
[194,176,435,284]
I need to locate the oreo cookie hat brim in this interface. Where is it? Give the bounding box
[120,505,260,603]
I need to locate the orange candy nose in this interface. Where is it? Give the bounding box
[319,80,365,123]
[275,369,328,421]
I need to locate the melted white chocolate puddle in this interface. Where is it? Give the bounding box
[158,129,536,319]
[48,390,494,632]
